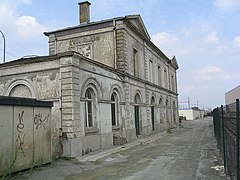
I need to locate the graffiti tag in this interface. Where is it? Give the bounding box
[16,133,26,157]
[34,113,49,130]
[16,111,25,133]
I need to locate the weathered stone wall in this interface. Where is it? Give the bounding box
[0,59,61,156]
[0,96,53,176]
[48,27,115,68]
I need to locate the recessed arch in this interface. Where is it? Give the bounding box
[159,96,163,107]
[151,96,155,105]
[134,90,142,104]
[5,79,36,98]
[81,77,102,99]
[166,99,169,107]
[85,87,95,127]
[109,84,122,102]
[111,92,118,126]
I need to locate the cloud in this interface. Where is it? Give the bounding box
[197,66,240,81]
[233,36,240,47]
[214,0,240,10]
[15,16,46,38]
[0,0,45,38]
[182,85,195,94]
[200,66,221,74]
[203,32,220,44]
[151,32,179,43]
[0,0,48,60]
[151,31,192,57]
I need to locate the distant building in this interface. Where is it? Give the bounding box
[0,2,179,157]
[179,107,205,120]
[225,85,240,105]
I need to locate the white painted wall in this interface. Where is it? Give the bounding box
[179,109,205,120]
[225,85,240,105]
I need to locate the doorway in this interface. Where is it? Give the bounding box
[134,106,140,135]
[151,106,155,131]
[151,96,155,131]
[134,93,141,136]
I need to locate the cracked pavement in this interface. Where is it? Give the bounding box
[10,117,229,180]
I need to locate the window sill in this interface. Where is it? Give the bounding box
[85,127,99,135]
[112,126,121,131]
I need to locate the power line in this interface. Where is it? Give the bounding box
[0,47,18,59]
[4,33,32,54]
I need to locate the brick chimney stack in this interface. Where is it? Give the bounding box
[78,1,91,24]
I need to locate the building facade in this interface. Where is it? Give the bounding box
[0,2,179,157]
[225,85,240,105]
[179,108,205,120]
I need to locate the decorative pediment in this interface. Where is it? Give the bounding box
[170,56,179,70]
[125,15,150,40]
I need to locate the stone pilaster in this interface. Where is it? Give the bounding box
[143,43,148,81]
[116,29,128,72]
[60,56,80,139]
[145,88,150,124]
[48,34,56,55]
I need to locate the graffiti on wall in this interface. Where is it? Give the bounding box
[15,111,50,157]
[16,111,26,157]
[34,113,50,130]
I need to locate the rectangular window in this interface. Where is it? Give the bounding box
[133,49,138,77]
[111,103,116,126]
[85,100,93,127]
[164,69,168,89]
[171,75,175,92]
[158,66,161,86]
[149,60,153,82]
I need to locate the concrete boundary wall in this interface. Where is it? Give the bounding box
[179,109,205,120]
[0,96,53,176]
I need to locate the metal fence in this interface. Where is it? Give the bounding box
[213,99,240,180]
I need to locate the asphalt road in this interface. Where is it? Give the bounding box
[10,117,229,180]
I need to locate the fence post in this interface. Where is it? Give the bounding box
[236,99,239,180]
[217,107,221,149]
[221,105,226,171]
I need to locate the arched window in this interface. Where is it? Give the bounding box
[85,88,94,127]
[173,101,176,108]
[159,97,163,107]
[111,93,118,126]
[151,96,155,105]
[134,93,141,104]
[151,96,155,131]
[134,93,141,135]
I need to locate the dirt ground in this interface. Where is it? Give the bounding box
[9,117,229,180]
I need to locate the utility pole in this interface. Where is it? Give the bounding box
[0,30,6,63]
[188,97,190,109]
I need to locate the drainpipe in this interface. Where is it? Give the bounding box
[54,34,57,55]
[113,18,117,69]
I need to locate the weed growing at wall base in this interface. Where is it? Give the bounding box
[0,148,18,180]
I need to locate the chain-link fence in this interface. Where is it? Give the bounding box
[213,99,240,180]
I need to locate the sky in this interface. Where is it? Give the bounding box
[0,0,239,109]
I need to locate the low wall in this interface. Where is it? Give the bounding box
[0,96,53,176]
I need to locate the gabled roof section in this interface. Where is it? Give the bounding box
[170,56,179,70]
[125,14,150,40]
[44,14,151,39]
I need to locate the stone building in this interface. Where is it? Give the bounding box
[0,2,179,157]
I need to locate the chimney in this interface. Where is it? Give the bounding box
[78,1,91,24]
